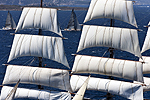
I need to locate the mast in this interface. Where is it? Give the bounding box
[38,0,43,89]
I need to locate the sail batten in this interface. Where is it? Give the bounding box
[70,75,143,100]
[84,0,137,27]
[72,55,143,82]
[3,65,72,92]
[15,7,62,37]
[1,86,71,100]
[77,25,141,58]
[8,34,69,68]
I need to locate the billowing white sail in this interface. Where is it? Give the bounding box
[139,56,150,74]
[72,76,90,100]
[8,34,69,68]
[77,25,141,58]
[15,7,62,37]
[1,86,71,100]
[84,0,137,27]
[3,65,72,92]
[72,55,143,82]
[70,75,143,100]
[141,27,150,53]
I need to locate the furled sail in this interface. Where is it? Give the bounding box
[5,11,16,29]
[72,76,90,100]
[139,56,150,74]
[70,75,143,100]
[72,55,143,82]
[66,9,81,31]
[1,86,71,100]
[8,34,69,68]
[141,27,150,53]
[15,7,62,37]
[77,25,141,58]
[3,65,72,92]
[84,0,137,27]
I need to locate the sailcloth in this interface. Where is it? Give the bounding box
[72,76,90,100]
[4,11,16,29]
[70,75,143,100]
[141,27,150,53]
[3,65,72,92]
[72,55,143,82]
[139,56,150,74]
[8,34,69,68]
[1,86,71,100]
[77,25,141,58]
[84,0,137,27]
[15,7,62,37]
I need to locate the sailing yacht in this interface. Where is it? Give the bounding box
[0,7,72,100]
[70,0,144,99]
[64,9,81,31]
[2,11,16,30]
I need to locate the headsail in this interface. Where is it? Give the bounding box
[4,11,16,29]
[1,86,71,100]
[77,25,141,58]
[3,65,72,92]
[8,34,69,68]
[72,55,143,82]
[141,26,150,53]
[15,7,62,37]
[84,0,137,27]
[70,75,143,100]
[66,9,81,31]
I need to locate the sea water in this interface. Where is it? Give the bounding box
[0,5,150,100]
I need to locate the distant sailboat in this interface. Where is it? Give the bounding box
[2,11,16,30]
[64,9,81,31]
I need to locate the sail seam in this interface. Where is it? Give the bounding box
[122,60,126,78]
[125,1,130,24]
[19,34,25,56]
[104,0,109,18]
[96,79,101,91]
[42,36,44,58]
[113,0,117,19]
[33,9,37,28]
[130,29,135,54]
[83,26,90,51]
[29,35,33,56]
[135,62,138,81]
[21,8,30,31]
[62,70,67,91]
[14,34,22,61]
[119,29,122,49]
[118,82,122,95]
[111,59,115,76]
[51,37,55,60]
[49,69,52,87]
[40,8,43,29]
[55,38,62,65]
[102,27,107,47]
[95,26,98,46]
[75,55,83,72]
[89,0,98,21]
[50,9,54,31]
[74,75,80,91]
[88,57,92,72]
[111,27,114,47]
[98,57,102,74]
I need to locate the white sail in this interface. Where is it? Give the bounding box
[1,86,71,100]
[72,55,143,82]
[15,7,62,37]
[3,65,72,92]
[72,76,90,100]
[141,27,150,53]
[77,25,141,58]
[70,75,143,100]
[84,0,137,27]
[134,77,150,92]
[5,80,20,100]
[139,56,150,74]
[8,34,69,68]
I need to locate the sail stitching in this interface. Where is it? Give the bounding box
[96,79,101,91]
[83,26,90,49]
[13,34,22,61]
[28,67,33,83]
[20,8,30,31]
[125,1,130,25]
[50,9,54,31]
[129,29,135,55]
[106,80,111,92]
[19,34,25,56]
[111,59,115,76]
[95,26,98,46]
[74,76,81,91]
[102,27,107,48]
[112,0,117,19]
[89,0,98,21]
[110,27,114,47]
[119,29,122,49]
[98,57,102,73]
[37,90,42,99]
[33,9,37,28]
[104,0,109,18]
[74,55,83,72]
[29,35,33,56]
[7,66,14,83]
[40,8,43,29]
[122,60,126,78]
[104,58,109,74]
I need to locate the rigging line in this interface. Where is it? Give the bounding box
[137,9,150,24]
[0,53,9,62]
[23,57,35,66]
